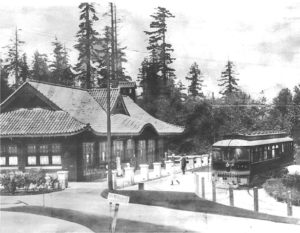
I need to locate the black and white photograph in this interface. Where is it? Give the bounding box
[0,0,300,232]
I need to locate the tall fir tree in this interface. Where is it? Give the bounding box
[0,58,13,102]
[50,37,74,85]
[144,7,175,91]
[19,53,30,83]
[4,28,25,87]
[31,51,50,82]
[186,62,204,98]
[218,60,239,97]
[74,2,100,89]
[96,26,131,87]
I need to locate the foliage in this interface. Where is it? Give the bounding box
[31,51,50,82]
[0,170,59,194]
[263,177,300,205]
[185,62,204,98]
[50,37,74,86]
[3,29,25,86]
[144,6,176,88]
[19,53,30,83]
[218,60,239,97]
[0,59,13,103]
[74,2,100,89]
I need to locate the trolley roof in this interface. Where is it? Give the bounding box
[213,137,293,147]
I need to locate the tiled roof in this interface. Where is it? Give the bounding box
[110,114,157,136]
[0,108,88,137]
[88,88,120,111]
[123,96,184,135]
[28,81,107,131]
[111,80,136,88]
[1,80,184,137]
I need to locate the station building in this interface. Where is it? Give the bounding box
[0,80,183,181]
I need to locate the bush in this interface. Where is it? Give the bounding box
[0,170,59,194]
[281,173,300,191]
[263,177,300,206]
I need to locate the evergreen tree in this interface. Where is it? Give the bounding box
[31,51,50,82]
[0,58,13,103]
[4,28,25,86]
[186,62,204,98]
[271,88,294,131]
[218,60,239,97]
[50,37,74,85]
[144,7,175,90]
[96,26,131,87]
[19,53,30,83]
[74,2,100,89]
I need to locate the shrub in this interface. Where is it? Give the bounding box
[0,170,58,194]
[281,173,300,191]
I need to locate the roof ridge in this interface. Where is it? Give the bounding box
[27,79,86,91]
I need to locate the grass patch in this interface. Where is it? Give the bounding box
[1,206,184,233]
[101,189,300,225]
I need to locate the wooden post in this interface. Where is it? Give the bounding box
[111,203,119,233]
[212,181,216,202]
[253,187,259,212]
[287,190,293,216]
[201,177,205,198]
[229,186,234,206]
[194,173,200,195]
[138,182,144,190]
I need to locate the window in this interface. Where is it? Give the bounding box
[147,140,156,163]
[52,155,61,165]
[113,140,124,160]
[51,144,61,154]
[272,145,275,158]
[234,148,249,161]
[0,157,6,165]
[8,145,17,154]
[99,141,107,162]
[83,142,95,166]
[40,156,49,165]
[158,139,164,159]
[7,144,18,166]
[212,149,223,161]
[252,148,259,162]
[137,140,146,163]
[39,145,48,154]
[27,145,36,154]
[27,156,37,165]
[9,156,18,165]
[125,139,135,160]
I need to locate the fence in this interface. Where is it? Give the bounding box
[193,173,297,217]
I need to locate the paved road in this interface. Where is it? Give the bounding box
[1,178,300,233]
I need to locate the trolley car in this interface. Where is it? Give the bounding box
[212,131,294,186]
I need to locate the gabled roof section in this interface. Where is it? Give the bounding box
[88,88,119,112]
[27,80,107,130]
[122,96,184,135]
[0,108,89,137]
[0,82,61,112]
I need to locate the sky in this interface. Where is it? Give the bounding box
[0,0,300,101]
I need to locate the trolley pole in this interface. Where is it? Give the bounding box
[107,2,115,191]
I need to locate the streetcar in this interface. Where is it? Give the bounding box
[211,131,294,187]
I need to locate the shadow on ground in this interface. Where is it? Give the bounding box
[101,189,300,225]
[1,206,186,233]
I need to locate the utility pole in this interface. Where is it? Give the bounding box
[107,2,115,190]
[114,4,118,82]
[15,27,19,85]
